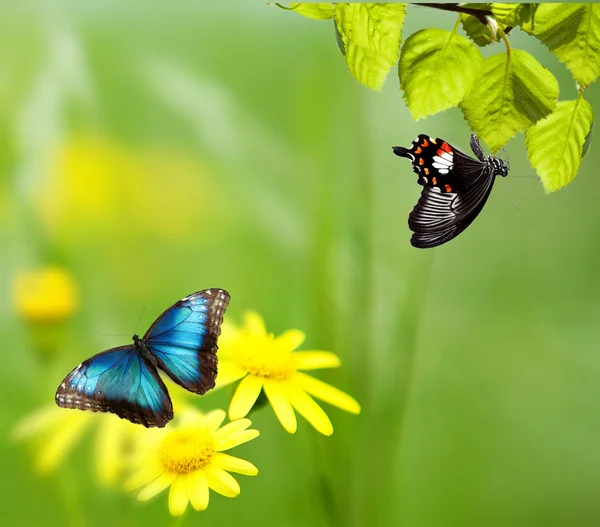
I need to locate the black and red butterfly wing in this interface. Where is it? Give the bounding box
[393,134,498,248]
[409,164,496,248]
[393,134,486,194]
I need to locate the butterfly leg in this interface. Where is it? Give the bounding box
[470,134,485,161]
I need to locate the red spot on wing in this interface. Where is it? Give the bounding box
[414,146,422,154]
[445,184,452,192]
[419,158,424,166]
[421,138,429,147]
[424,167,429,175]
[440,142,452,153]
[432,177,437,185]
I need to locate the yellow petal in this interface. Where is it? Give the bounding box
[243,311,266,336]
[294,351,341,370]
[177,407,206,427]
[228,375,263,420]
[124,463,164,492]
[95,418,123,485]
[285,384,333,436]
[202,409,227,431]
[215,360,248,388]
[214,418,259,450]
[215,428,260,451]
[204,464,241,497]
[275,329,305,351]
[214,418,252,440]
[169,474,189,516]
[263,379,297,434]
[188,469,209,511]
[12,406,68,440]
[36,412,92,472]
[293,372,361,414]
[137,471,176,501]
[218,320,240,350]
[213,453,258,476]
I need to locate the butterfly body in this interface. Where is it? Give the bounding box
[393,134,508,248]
[56,289,230,427]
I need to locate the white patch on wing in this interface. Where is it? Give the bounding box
[432,155,452,167]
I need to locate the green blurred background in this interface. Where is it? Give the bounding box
[2,2,600,526]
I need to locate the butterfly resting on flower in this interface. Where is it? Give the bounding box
[393,134,509,248]
[55,289,230,428]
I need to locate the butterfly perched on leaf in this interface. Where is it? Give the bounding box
[55,289,230,428]
[393,134,508,248]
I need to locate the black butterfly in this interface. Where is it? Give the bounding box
[393,134,508,249]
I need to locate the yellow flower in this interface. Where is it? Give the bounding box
[12,267,78,323]
[217,312,361,436]
[12,405,141,486]
[12,379,190,486]
[126,409,259,516]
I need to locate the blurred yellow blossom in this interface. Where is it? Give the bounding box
[126,408,259,516]
[217,312,361,436]
[12,379,191,486]
[12,405,140,485]
[13,267,78,323]
[36,135,222,241]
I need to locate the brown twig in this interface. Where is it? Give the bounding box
[414,3,493,26]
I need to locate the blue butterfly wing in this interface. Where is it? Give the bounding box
[143,288,230,395]
[55,345,173,428]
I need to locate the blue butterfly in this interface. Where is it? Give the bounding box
[55,289,230,428]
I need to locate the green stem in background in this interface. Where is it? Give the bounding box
[307,82,342,527]
[382,251,435,525]
[390,252,435,438]
[58,465,86,527]
[309,81,376,527]
[170,512,187,527]
[350,78,376,527]
[351,69,375,421]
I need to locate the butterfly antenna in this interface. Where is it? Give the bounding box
[505,178,520,211]
[134,305,147,335]
[508,174,541,181]
[502,147,510,170]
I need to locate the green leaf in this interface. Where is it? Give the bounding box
[399,28,483,120]
[461,4,495,47]
[460,49,558,152]
[286,3,336,20]
[532,4,600,87]
[461,4,536,47]
[491,3,533,28]
[516,4,538,34]
[334,3,407,91]
[525,98,594,193]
